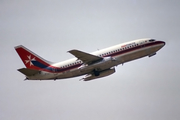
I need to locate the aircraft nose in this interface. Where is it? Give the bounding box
[159,41,166,46]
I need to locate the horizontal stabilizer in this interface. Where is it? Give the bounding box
[18,68,39,76]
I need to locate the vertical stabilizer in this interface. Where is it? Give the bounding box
[15,45,53,70]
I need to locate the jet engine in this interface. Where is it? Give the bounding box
[82,68,115,81]
[78,56,117,72]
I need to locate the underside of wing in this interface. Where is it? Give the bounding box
[18,68,39,76]
[68,49,103,64]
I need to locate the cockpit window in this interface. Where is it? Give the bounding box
[149,39,155,42]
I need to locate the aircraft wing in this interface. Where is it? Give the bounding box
[68,49,103,64]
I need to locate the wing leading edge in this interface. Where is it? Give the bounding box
[68,49,103,64]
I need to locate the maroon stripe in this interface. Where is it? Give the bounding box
[106,41,164,57]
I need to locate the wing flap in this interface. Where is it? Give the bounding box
[18,68,39,76]
[68,49,103,64]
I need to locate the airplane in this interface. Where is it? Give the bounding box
[15,38,165,81]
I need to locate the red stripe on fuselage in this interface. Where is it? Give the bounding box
[106,41,164,57]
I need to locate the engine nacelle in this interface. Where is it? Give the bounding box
[78,56,116,72]
[83,68,115,81]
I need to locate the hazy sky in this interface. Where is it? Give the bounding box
[1,0,180,120]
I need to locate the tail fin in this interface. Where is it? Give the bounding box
[15,45,53,70]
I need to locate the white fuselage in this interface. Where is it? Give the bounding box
[27,38,165,80]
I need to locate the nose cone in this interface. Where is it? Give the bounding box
[159,41,166,48]
[161,41,166,46]
[156,41,166,51]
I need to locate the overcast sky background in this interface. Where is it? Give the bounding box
[1,0,180,120]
